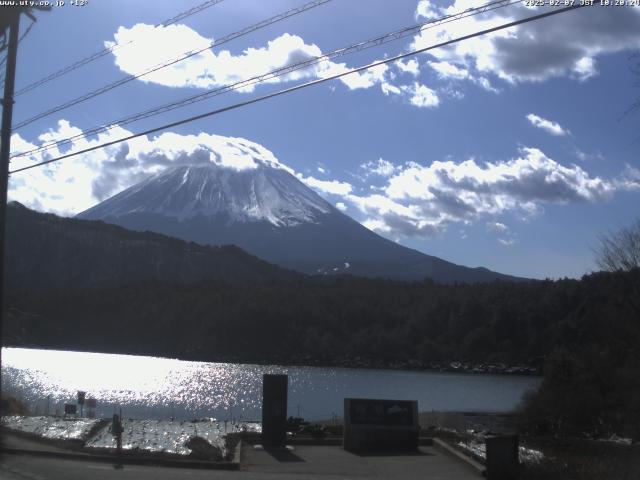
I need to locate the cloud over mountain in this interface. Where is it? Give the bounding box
[9,123,638,242]
[9,122,292,215]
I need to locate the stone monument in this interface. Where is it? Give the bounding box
[261,374,288,447]
[343,398,419,452]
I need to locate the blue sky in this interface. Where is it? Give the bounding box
[5,0,640,279]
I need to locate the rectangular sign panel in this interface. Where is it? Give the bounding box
[349,399,415,426]
[343,398,418,452]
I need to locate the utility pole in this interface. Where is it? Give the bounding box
[0,5,48,416]
[0,7,22,417]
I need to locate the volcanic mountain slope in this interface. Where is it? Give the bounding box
[6,201,299,289]
[77,156,521,284]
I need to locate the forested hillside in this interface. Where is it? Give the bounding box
[6,202,299,288]
[6,270,639,375]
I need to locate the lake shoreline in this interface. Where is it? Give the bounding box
[2,343,542,377]
[2,347,542,422]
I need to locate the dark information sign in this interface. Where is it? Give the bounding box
[349,399,414,426]
[343,398,419,452]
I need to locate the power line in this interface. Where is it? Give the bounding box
[158,0,227,28]
[11,0,227,97]
[11,0,333,131]
[9,4,587,175]
[9,0,522,158]
[11,0,519,160]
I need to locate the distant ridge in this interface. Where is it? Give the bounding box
[6,201,299,289]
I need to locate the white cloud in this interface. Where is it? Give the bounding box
[411,1,640,84]
[526,114,568,136]
[378,76,440,109]
[416,0,440,20]
[428,61,502,94]
[343,147,625,238]
[487,222,517,245]
[574,148,605,162]
[334,62,390,90]
[400,82,439,108]
[614,164,640,192]
[107,23,448,111]
[487,221,509,233]
[573,56,597,81]
[498,238,515,246]
[381,81,402,96]
[346,192,442,238]
[317,166,326,174]
[109,26,328,90]
[428,61,469,80]
[335,202,347,211]
[396,58,420,76]
[299,175,353,196]
[108,24,395,95]
[360,158,398,177]
[476,76,499,93]
[362,218,393,234]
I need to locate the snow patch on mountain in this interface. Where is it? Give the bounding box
[79,162,334,227]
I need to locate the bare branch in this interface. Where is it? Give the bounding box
[595,219,640,272]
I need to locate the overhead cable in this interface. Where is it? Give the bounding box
[12,0,333,130]
[12,0,228,97]
[9,4,587,175]
[11,0,517,159]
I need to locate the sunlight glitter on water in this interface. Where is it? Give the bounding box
[2,348,272,420]
[2,347,541,421]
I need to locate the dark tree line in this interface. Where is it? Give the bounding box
[5,269,638,371]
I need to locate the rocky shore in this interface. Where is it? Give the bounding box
[204,353,542,376]
[1,415,260,461]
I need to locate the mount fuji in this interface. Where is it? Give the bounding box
[77,140,520,283]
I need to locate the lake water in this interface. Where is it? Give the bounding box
[1,348,541,421]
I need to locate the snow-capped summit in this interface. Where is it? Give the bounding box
[80,163,332,227]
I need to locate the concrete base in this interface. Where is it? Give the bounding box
[343,427,419,453]
[243,444,484,479]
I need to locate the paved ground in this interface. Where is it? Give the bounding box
[0,447,482,480]
[0,431,483,480]
[243,444,482,479]
[0,454,240,480]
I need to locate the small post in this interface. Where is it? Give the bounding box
[77,391,86,417]
[112,413,123,456]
